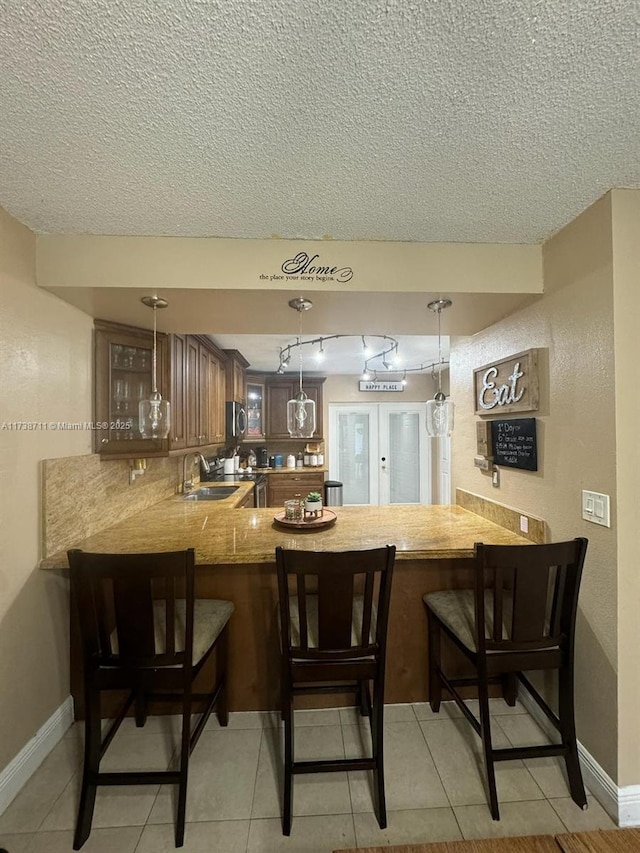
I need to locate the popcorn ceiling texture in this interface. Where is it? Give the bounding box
[1,1,638,243]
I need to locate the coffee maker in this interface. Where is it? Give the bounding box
[255,446,269,468]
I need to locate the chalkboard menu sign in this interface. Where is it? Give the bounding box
[490,418,538,471]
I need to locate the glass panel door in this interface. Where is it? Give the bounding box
[378,404,429,505]
[329,406,378,505]
[109,342,152,441]
[246,382,265,438]
[329,403,431,506]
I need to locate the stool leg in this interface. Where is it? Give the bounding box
[427,610,442,712]
[282,689,294,836]
[502,673,518,707]
[215,625,229,727]
[371,676,387,829]
[559,661,587,809]
[359,679,371,718]
[175,692,193,847]
[134,687,148,727]
[73,686,101,850]
[478,675,499,820]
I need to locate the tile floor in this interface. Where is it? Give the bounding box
[0,699,617,853]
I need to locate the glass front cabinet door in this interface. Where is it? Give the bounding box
[94,320,170,454]
[246,380,265,440]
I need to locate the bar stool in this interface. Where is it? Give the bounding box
[68,548,234,849]
[423,538,588,821]
[276,545,396,835]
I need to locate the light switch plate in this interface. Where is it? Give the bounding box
[582,490,611,527]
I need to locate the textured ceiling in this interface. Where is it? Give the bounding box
[1,0,639,242]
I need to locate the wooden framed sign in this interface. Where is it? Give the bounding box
[473,348,539,416]
[490,418,538,471]
[359,381,403,392]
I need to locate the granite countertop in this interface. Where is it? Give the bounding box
[40,484,531,569]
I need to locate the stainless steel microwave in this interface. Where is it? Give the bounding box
[226,401,247,438]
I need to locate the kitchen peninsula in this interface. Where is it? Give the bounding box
[41,487,541,715]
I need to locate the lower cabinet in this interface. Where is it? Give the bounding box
[267,472,325,508]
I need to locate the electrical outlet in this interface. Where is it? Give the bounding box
[582,490,611,527]
[520,515,529,533]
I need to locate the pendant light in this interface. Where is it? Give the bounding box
[286,297,316,438]
[426,299,454,438]
[138,296,171,439]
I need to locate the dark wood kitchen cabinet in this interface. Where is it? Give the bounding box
[267,471,325,507]
[94,320,170,455]
[224,349,249,402]
[264,377,325,440]
[173,335,227,449]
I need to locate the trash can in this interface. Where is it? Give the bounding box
[324,480,343,506]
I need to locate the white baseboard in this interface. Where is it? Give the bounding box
[0,696,74,816]
[518,690,640,827]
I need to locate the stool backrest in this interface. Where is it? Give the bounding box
[474,538,588,654]
[68,548,196,670]
[275,546,396,662]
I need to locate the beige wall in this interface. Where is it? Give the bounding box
[0,207,93,770]
[450,193,619,780]
[611,190,640,786]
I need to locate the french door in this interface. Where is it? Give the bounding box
[328,403,431,505]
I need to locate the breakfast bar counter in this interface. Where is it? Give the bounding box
[41,490,538,714]
[40,497,531,569]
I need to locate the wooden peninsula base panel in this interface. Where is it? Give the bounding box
[40,497,539,716]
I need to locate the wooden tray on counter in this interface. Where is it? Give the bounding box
[273,509,337,531]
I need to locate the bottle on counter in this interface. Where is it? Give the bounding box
[296,452,304,468]
[317,453,324,467]
[304,452,310,466]
[310,454,318,466]
[286,453,296,469]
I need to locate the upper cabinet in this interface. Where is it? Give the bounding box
[94,320,170,455]
[263,377,325,440]
[224,350,250,402]
[172,334,227,450]
[96,322,227,456]
[246,378,266,440]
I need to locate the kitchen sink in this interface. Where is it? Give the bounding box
[179,486,240,501]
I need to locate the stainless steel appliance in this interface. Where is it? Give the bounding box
[202,462,267,508]
[255,446,269,468]
[226,401,247,438]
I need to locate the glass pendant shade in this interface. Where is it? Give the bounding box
[426,391,454,437]
[287,390,316,438]
[425,298,454,439]
[139,391,171,439]
[138,295,171,439]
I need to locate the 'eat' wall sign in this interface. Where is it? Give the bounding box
[473,349,539,416]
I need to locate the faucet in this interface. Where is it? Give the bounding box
[182,452,210,493]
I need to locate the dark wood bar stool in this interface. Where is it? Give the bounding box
[275,545,396,835]
[68,548,234,849]
[423,538,588,821]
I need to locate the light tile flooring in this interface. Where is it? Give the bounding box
[0,700,616,853]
